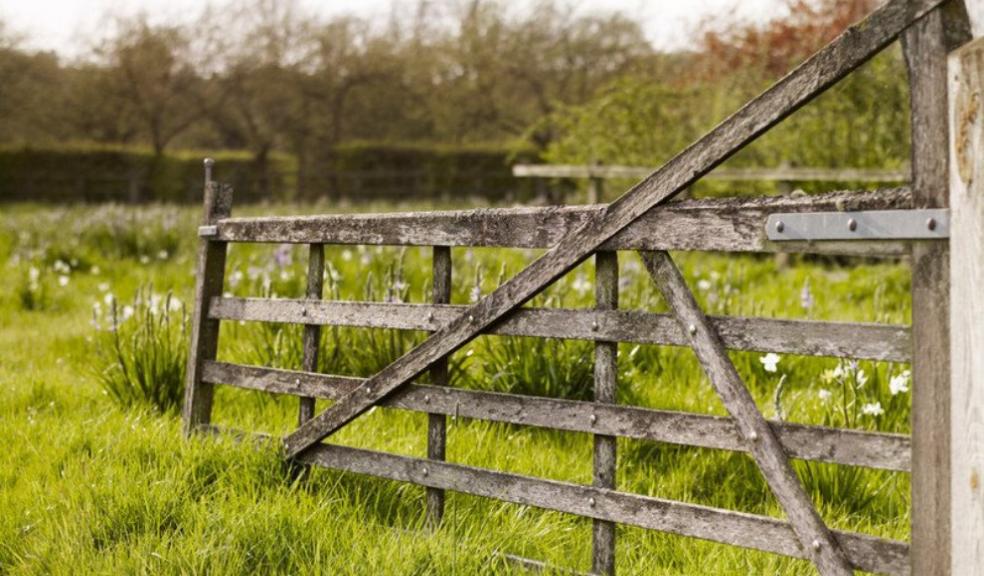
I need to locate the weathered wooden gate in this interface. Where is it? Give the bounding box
[182,1,984,574]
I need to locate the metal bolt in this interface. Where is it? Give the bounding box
[847,218,858,232]
[468,314,476,323]
[301,308,307,317]
[365,387,372,395]
[427,311,435,322]
[424,395,431,404]
[588,497,596,507]
[203,157,216,169]
[812,539,821,550]
[422,467,429,477]
[589,414,597,424]
[775,220,785,233]
[749,431,759,442]
[591,320,599,332]
[927,217,937,231]
[294,378,300,386]
[687,324,697,336]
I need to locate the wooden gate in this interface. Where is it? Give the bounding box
[182,1,984,574]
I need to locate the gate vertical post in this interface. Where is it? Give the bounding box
[427,246,452,527]
[592,251,618,575]
[183,158,233,435]
[299,244,325,424]
[949,31,984,576]
[903,9,954,575]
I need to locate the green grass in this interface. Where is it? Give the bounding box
[0,202,913,574]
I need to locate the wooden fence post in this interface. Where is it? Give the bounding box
[903,8,956,575]
[427,246,452,527]
[949,30,984,576]
[593,251,618,575]
[299,244,325,424]
[183,159,233,435]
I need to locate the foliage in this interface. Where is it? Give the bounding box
[93,286,189,414]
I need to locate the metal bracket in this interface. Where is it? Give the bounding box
[766,209,949,241]
[198,225,218,238]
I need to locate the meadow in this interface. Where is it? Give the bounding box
[0,199,913,575]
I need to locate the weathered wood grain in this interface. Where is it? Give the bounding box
[209,297,912,363]
[181,178,232,436]
[902,7,963,575]
[948,33,984,576]
[201,361,912,472]
[593,252,617,575]
[298,443,910,575]
[215,188,913,257]
[427,246,451,528]
[298,244,325,424]
[642,251,852,574]
[282,0,946,459]
[513,163,910,182]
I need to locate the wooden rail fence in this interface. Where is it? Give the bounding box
[182,1,984,574]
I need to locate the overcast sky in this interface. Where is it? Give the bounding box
[0,0,786,58]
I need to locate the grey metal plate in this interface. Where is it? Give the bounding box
[198,225,218,237]
[766,209,949,241]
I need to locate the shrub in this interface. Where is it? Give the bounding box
[93,286,188,414]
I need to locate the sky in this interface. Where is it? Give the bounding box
[0,0,787,59]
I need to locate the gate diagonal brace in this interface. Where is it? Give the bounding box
[640,251,853,575]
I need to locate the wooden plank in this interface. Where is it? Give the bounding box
[641,251,851,574]
[214,188,913,257]
[181,173,232,436]
[202,361,912,472]
[298,443,909,575]
[948,33,984,576]
[427,246,452,528]
[593,252,617,575]
[209,298,912,363]
[282,0,947,460]
[902,7,963,575]
[298,244,325,424]
[513,163,910,182]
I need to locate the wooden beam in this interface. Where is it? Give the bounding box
[641,251,852,574]
[181,170,232,436]
[209,298,913,363]
[298,244,325,424]
[426,246,452,528]
[592,252,618,575]
[214,188,913,257]
[202,361,913,472]
[948,33,984,576]
[513,164,910,182]
[297,443,910,575]
[902,6,964,574]
[282,0,949,459]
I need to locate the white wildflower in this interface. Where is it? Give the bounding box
[341,249,353,262]
[139,255,150,265]
[103,293,115,306]
[168,297,182,312]
[697,279,712,291]
[53,259,69,274]
[800,279,814,310]
[831,363,845,379]
[760,352,781,373]
[571,274,591,295]
[58,275,69,287]
[856,369,868,387]
[91,265,101,275]
[818,389,832,402]
[229,270,244,287]
[889,370,911,396]
[121,305,134,321]
[861,402,884,417]
[29,266,40,282]
[98,282,110,293]
[157,250,169,260]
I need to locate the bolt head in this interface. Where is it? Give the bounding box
[422,467,429,476]
[365,387,372,395]
[427,312,435,322]
[203,157,215,168]
[588,497,596,507]
[424,395,431,404]
[591,320,599,331]
[468,314,476,323]
[294,378,300,386]
[775,220,785,233]
[847,218,858,232]
[589,414,597,424]
[301,308,308,317]
[811,539,821,550]
[927,217,937,231]
[749,431,759,441]
[687,324,697,336]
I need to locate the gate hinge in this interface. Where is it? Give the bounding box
[766,209,949,241]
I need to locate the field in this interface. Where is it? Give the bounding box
[0,200,913,575]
